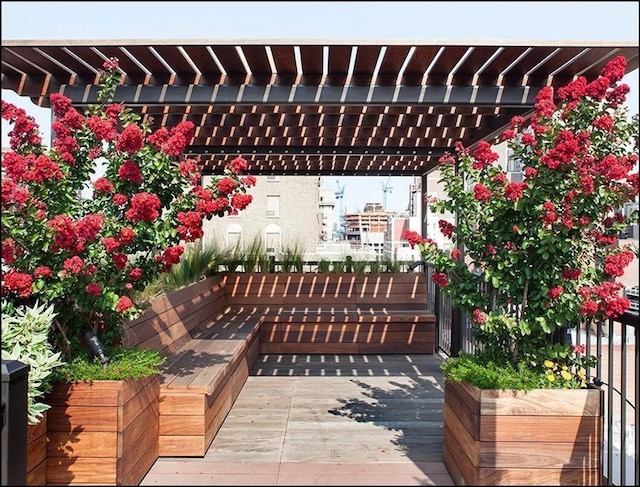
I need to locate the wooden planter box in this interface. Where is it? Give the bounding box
[44,375,160,486]
[26,411,47,486]
[443,381,603,486]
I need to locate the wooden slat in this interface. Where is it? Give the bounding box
[478,467,601,485]
[480,387,602,416]
[47,431,118,458]
[480,415,600,442]
[158,435,206,457]
[479,441,600,469]
[357,342,433,353]
[445,381,480,440]
[445,381,602,485]
[46,457,117,485]
[46,405,118,432]
[159,392,205,416]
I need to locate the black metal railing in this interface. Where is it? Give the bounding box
[425,261,639,486]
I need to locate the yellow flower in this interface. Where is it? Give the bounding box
[561,370,572,381]
[547,374,555,382]
[543,360,554,369]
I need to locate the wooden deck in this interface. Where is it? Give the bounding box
[140,353,454,486]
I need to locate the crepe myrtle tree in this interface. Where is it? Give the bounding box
[404,55,638,389]
[1,57,257,361]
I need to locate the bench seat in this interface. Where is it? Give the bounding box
[157,308,263,456]
[124,277,263,457]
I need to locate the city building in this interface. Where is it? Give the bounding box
[202,175,323,257]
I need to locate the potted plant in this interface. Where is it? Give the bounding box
[403,55,638,486]
[1,57,256,485]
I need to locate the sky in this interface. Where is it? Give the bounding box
[2,1,639,216]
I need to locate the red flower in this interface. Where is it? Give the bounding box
[504,182,527,201]
[473,183,492,202]
[438,220,455,238]
[128,268,143,281]
[2,270,33,298]
[117,124,144,155]
[125,192,161,222]
[112,253,128,270]
[118,227,136,245]
[63,256,84,274]
[600,56,626,83]
[118,160,143,184]
[86,283,102,297]
[115,296,133,312]
[432,272,448,287]
[231,193,253,211]
[579,300,599,317]
[472,309,487,324]
[548,286,563,300]
[94,177,114,194]
[471,141,499,170]
[229,156,248,174]
[33,266,52,278]
[101,237,120,253]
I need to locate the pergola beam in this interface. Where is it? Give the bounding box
[186,145,448,157]
[58,83,541,108]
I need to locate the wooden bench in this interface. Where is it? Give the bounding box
[123,276,262,457]
[222,272,436,354]
[124,271,435,458]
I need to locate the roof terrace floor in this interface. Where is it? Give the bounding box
[140,353,453,486]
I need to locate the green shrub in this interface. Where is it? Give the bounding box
[52,346,165,382]
[351,259,369,274]
[280,242,305,272]
[382,256,401,273]
[243,235,267,272]
[441,352,547,391]
[223,240,245,272]
[1,301,65,424]
[317,259,331,272]
[140,240,229,299]
[368,259,382,273]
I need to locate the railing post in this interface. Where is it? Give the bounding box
[1,359,30,486]
[450,307,462,357]
[345,255,353,273]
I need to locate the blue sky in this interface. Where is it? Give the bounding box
[2,1,638,213]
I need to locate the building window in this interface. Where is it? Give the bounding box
[265,224,281,255]
[267,195,280,217]
[226,223,242,248]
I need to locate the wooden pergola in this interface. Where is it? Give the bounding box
[2,39,638,177]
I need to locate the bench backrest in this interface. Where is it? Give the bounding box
[123,275,228,356]
[124,272,430,355]
[222,272,428,311]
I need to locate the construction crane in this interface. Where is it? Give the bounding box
[335,180,346,240]
[381,176,393,211]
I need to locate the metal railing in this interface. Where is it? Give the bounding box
[425,261,639,486]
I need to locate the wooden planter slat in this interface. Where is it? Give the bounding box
[26,411,48,486]
[444,381,602,486]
